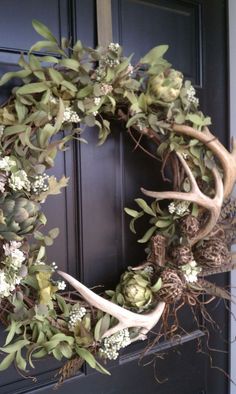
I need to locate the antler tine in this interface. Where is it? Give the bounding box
[172,124,236,198]
[141,152,224,245]
[58,270,165,341]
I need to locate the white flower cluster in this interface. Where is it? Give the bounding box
[9,170,30,192]
[181,260,202,283]
[68,305,86,329]
[0,271,21,298]
[0,156,16,172]
[168,201,190,216]
[108,43,120,53]
[94,67,106,82]
[56,280,66,290]
[143,265,154,276]
[186,86,199,106]
[105,58,120,68]
[31,174,49,194]
[4,241,25,270]
[0,241,26,298]
[99,329,131,360]
[62,107,81,123]
[100,83,113,95]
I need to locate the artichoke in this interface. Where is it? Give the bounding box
[147,69,183,104]
[115,271,153,310]
[0,195,40,240]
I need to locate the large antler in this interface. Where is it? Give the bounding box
[141,125,236,244]
[142,152,224,245]
[58,270,165,340]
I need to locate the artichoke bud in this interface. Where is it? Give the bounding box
[0,196,40,240]
[148,69,183,103]
[117,271,153,310]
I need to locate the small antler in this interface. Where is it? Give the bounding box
[141,152,224,245]
[58,270,165,340]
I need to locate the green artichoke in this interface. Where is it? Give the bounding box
[0,195,40,240]
[115,271,153,310]
[147,69,183,104]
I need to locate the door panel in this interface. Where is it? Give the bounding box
[0,1,229,393]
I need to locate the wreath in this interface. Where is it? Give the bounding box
[0,20,235,385]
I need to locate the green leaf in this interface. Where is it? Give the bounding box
[76,347,110,375]
[129,211,144,233]
[151,278,162,292]
[138,226,156,243]
[94,314,110,341]
[77,85,93,98]
[48,68,63,84]
[5,321,18,346]
[55,294,70,316]
[29,41,65,56]
[124,208,139,218]
[155,219,172,228]
[140,45,169,65]
[0,70,32,86]
[16,349,27,371]
[0,339,30,354]
[59,58,80,71]
[32,19,58,43]
[4,124,27,136]
[0,352,16,371]
[16,82,49,95]
[61,80,77,92]
[126,113,145,128]
[135,198,156,216]
[15,100,27,123]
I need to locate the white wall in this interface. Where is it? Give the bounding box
[229,1,236,393]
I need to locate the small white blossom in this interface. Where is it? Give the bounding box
[102,56,120,68]
[186,86,199,106]
[94,97,101,106]
[68,305,86,329]
[108,42,120,53]
[0,125,5,137]
[31,174,49,194]
[0,180,5,193]
[9,170,30,192]
[168,202,176,214]
[51,262,58,271]
[0,156,16,172]
[127,64,134,75]
[49,95,58,104]
[100,84,113,95]
[93,111,98,116]
[63,107,81,123]
[99,329,131,360]
[57,280,66,290]
[168,201,190,216]
[181,260,202,283]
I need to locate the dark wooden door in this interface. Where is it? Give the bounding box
[0,1,229,393]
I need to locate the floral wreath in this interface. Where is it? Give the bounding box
[0,20,235,385]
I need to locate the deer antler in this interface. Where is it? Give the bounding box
[172,125,236,198]
[58,270,165,340]
[141,152,224,245]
